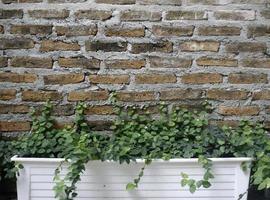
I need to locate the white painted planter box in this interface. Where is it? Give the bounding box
[11,156,252,200]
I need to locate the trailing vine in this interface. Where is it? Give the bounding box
[0,98,269,200]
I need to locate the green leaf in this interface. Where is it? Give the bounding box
[126,183,137,190]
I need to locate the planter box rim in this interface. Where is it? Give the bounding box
[11,155,252,163]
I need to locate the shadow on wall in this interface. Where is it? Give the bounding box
[0,180,269,200]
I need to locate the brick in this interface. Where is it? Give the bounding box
[261,9,270,19]
[0,72,37,83]
[160,89,202,100]
[197,26,241,36]
[28,9,69,19]
[196,57,238,67]
[87,120,113,131]
[131,41,173,54]
[137,0,181,5]
[182,73,223,84]
[165,10,207,20]
[85,105,114,115]
[214,10,255,21]
[135,74,176,84]
[1,0,16,3]
[85,41,127,52]
[18,0,45,2]
[120,11,161,21]
[105,59,145,69]
[225,42,267,53]
[247,25,270,38]
[75,10,112,20]
[253,90,270,100]
[0,57,8,68]
[152,25,194,37]
[10,57,53,69]
[0,104,29,114]
[105,26,145,37]
[218,106,260,116]
[44,74,84,85]
[40,40,80,52]
[0,89,16,100]
[22,90,62,102]
[116,91,155,101]
[228,73,268,84]
[266,106,270,114]
[55,25,97,36]
[35,104,74,116]
[207,89,248,100]
[10,25,52,35]
[0,25,4,34]
[210,120,239,128]
[58,57,100,69]
[68,90,109,101]
[0,38,34,49]
[149,56,192,68]
[89,75,130,84]
[95,0,135,4]
[242,59,270,69]
[0,9,23,19]
[180,41,220,52]
[0,121,30,132]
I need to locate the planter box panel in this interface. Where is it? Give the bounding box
[12,157,252,200]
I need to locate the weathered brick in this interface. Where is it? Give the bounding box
[0,25,4,34]
[10,57,53,69]
[253,90,270,100]
[120,11,161,21]
[165,10,207,20]
[228,73,268,84]
[152,25,194,37]
[149,56,192,68]
[55,25,97,36]
[0,72,37,83]
[96,0,135,4]
[0,121,30,132]
[75,10,112,20]
[0,57,8,68]
[214,10,255,21]
[266,106,270,114]
[131,41,173,54]
[15,0,42,2]
[10,25,52,35]
[116,91,155,101]
[105,26,145,37]
[247,25,270,38]
[44,74,84,85]
[207,89,248,100]
[1,0,16,3]
[210,120,239,128]
[225,42,267,53]
[35,104,74,116]
[241,58,270,69]
[85,41,127,52]
[261,9,270,19]
[182,73,223,84]
[68,90,109,101]
[89,75,130,84]
[28,9,69,19]
[180,41,220,52]
[197,26,241,36]
[137,0,181,5]
[58,57,100,69]
[135,74,177,84]
[22,90,62,102]
[48,0,86,2]
[87,120,113,131]
[0,89,16,100]
[85,105,114,115]
[0,104,29,114]
[196,57,238,67]
[218,106,260,116]
[0,38,34,49]
[160,89,202,100]
[0,9,23,19]
[40,40,80,52]
[105,59,145,69]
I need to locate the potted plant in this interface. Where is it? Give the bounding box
[3,97,269,200]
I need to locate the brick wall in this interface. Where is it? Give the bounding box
[0,0,270,136]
